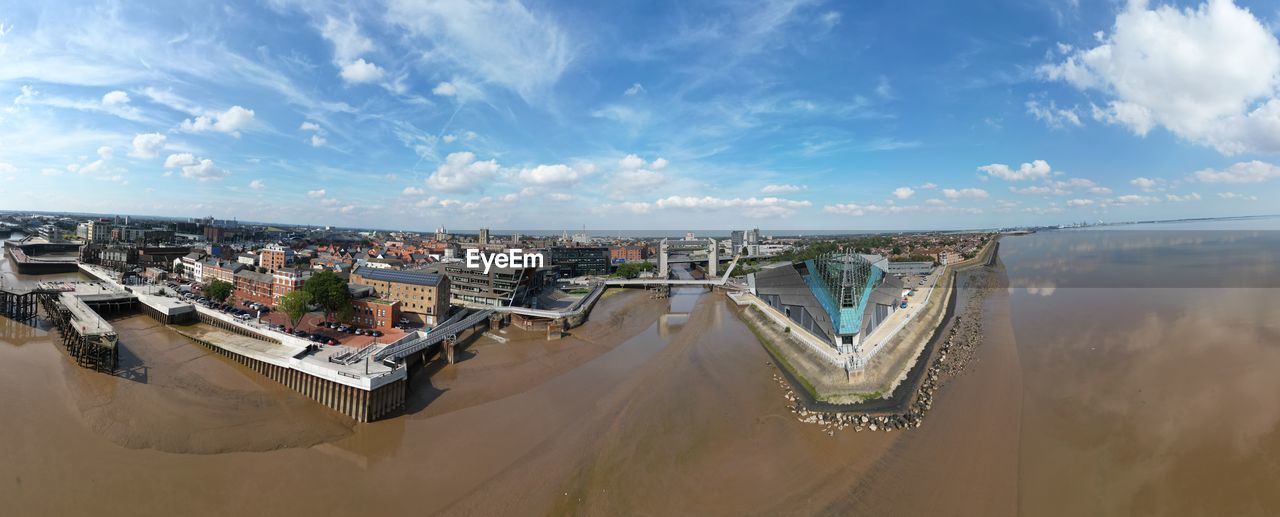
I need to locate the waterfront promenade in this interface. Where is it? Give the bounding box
[77,263,409,421]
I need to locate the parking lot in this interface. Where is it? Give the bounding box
[170,282,408,349]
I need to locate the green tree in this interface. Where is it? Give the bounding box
[278,290,312,329]
[613,261,656,279]
[173,262,185,278]
[302,269,350,321]
[205,279,233,303]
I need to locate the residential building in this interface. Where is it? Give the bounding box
[349,267,451,326]
[610,245,650,263]
[271,268,310,305]
[351,297,400,332]
[203,259,244,284]
[259,244,293,271]
[237,252,257,267]
[85,220,113,243]
[234,269,275,306]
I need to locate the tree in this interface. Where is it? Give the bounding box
[205,279,233,303]
[613,261,656,279]
[302,269,350,321]
[278,290,312,329]
[173,262,185,278]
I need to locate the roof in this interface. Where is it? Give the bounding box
[352,266,444,286]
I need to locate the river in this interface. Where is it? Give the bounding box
[3,227,1279,515]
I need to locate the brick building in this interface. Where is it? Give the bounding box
[234,270,275,306]
[349,267,451,326]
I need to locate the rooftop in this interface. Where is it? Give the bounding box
[353,266,444,286]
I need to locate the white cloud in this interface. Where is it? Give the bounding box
[1217,192,1259,200]
[402,186,425,196]
[180,105,255,137]
[386,0,572,102]
[624,83,645,96]
[918,182,938,189]
[611,154,668,191]
[300,121,321,131]
[97,145,113,159]
[249,179,266,191]
[339,58,385,83]
[320,15,374,64]
[310,134,327,147]
[1026,99,1082,128]
[1041,0,1280,154]
[442,134,458,143]
[1111,194,1159,205]
[1130,177,1161,191]
[433,82,458,96]
[1067,198,1095,207]
[979,160,1052,181]
[1193,160,1280,183]
[129,132,166,158]
[548,193,574,202]
[892,187,915,200]
[518,163,594,185]
[925,198,947,206]
[101,90,130,106]
[1165,192,1201,202]
[425,151,501,193]
[307,189,327,198]
[164,153,196,168]
[761,184,806,194]
[943,187,990,199]
[653,195,811,218]
[179,159,227,181]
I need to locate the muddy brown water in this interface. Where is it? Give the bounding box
[4,227,1280,515]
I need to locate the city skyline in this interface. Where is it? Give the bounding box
[2,0,1279,230]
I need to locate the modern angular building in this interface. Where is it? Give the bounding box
[752,253,904,354]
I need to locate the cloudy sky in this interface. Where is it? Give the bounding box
[1,0,1278,231]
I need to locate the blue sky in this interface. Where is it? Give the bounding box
[1,0,1278,231]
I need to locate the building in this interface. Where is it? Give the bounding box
[177,252,204,282]
[271,268,310,304]
[610,245,649,263]
[548,246,611,277]
[85,220,113,243]
[478,227,490,245]
[885,261,934,276]
[939,251,963,266]
[349,267,451,326]
[203,259,244,284]
[752,253,903,354]
[350,296,400,332]
[433,262,537,307]
[234,269,275,306]
[237,252,258,267]
[259,244,293,271]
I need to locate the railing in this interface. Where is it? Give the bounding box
[374,308,494,363]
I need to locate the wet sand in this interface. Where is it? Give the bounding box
[5,229,1280,515]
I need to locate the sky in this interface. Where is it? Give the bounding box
[1,0,1279,231]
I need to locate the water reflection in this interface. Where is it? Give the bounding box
[1004,229,1280,514]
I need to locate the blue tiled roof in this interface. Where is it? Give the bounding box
[353,266,443,286]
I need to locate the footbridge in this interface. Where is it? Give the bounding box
[374,307,496,364]
[606,253,745,288]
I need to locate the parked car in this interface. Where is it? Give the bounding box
[369,330,383,337]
